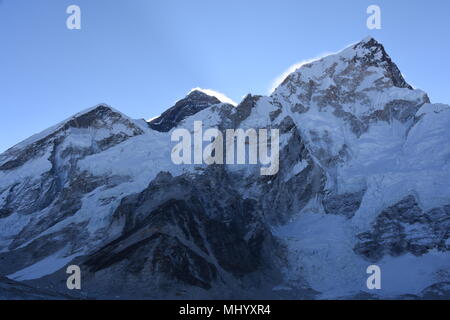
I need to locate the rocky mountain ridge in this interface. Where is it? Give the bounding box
[0,37,449,299]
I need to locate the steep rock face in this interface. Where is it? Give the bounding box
[0,105,144,171]
[148,90,223,132]
[322,190,366,219]
[267,38,437,221]
[80,168,280,297]
[271,38,429,161]
[273,37,428,119]
[235,116,326,225]
[354,196,450,261]
[0,105,146,273]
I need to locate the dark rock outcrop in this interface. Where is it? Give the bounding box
[148,90,221,132]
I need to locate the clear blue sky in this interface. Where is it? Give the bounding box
[0,0,449,152]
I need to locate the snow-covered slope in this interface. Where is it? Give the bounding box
[268,37,450,298]
[0,37,448,300]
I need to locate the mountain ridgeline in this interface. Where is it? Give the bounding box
[0,37,449,299]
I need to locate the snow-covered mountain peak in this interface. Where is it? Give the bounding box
[275,36,410,92]
[2,104,142,156]
[350,37,412,89]
[185,89,219,100]
[148,90,223,132]
[0,103,145,172]
[271,37,428,123]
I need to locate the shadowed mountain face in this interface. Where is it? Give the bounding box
[0,38,449,300]
[148,90,223,132]
[0,276,72,300]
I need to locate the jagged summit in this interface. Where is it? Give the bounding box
[360,35,376,43]
[351,37,412,89]
[355,35,388,49]
[351,36,388,56]
[185,89,218,100]
[273,36,412,98]
[64,104,130,129]
[271,37,425,122]
[148,90,222,132]
[2,104,143,156]
[0,103,145,172]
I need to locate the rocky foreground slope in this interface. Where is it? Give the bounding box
[0,37,449,299]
